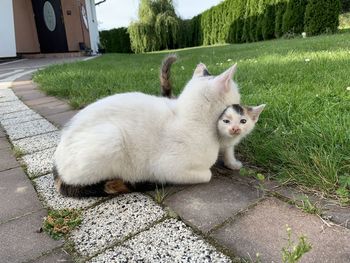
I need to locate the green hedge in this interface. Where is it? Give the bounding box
[304,0,341,35]
[99,28,131,53]
[103,0,341,53]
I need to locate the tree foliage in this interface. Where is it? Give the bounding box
[282,0,308,35]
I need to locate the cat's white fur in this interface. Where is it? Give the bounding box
[218,105,265,170]
[54,64,240,186]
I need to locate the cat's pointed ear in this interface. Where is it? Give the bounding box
[214,64,237,92]
[247,104,266,122]
[193,63,208,78]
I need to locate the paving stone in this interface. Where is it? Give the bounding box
[24,96,58,106]
[0,148,19,172]
[21,147,55,177]
[12,131,60,154]
[35,101,71,116]
[211,198,350,263]
[3,118,57,140]
[0,137,10,150]
[0,111,42,126]
[16,90,47,101]
[0,127,5,137]
[46,110,77,128]
[33,248,73,263]
[164,176,261,233]
[0,88,17,101]
[89,219,231,263]
[70,193,166,257]
[0,100,29,115]
[33,174,102,210]
[0,210,62,263]
[0,167,42,223]
[322,202,350,229]
[11,82,37,92]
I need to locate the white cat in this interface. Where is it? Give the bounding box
[53,62,240,197]
[159,55,265,170]
[217,104,265,170]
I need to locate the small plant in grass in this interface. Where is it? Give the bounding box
[43,209,82,240]
[154,184,169,204]
[295,195,321,215]
[281,225,312,263]
[336,175,350,206]
[13,146,24,158]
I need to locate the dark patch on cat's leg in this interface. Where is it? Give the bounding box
[104,179,131,194]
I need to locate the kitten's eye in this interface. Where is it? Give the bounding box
[223,119,230,124]
[240,119,247,124]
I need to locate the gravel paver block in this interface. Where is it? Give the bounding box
[0,111,42,126]
[33,174,102,209]
[12,131,60,154]
[21,147,55,177]
[0,167,43,223]
[71,193,166,257]
[211,198,350,263]
[0,100,29,115]
[0,109,37,121]
[0,88,17,102]
[89,219,231,263]
[0,210,63,263]
[164,176,261,233]
[4,119,57,140]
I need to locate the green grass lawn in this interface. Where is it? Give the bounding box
[34,32,350,201]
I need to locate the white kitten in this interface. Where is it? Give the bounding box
[217,104,265,170]
[54,62,240,197]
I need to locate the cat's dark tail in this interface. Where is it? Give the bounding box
[160,54,177,98]
[53,165,160,197]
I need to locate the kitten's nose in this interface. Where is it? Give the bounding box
[230,126,241,134]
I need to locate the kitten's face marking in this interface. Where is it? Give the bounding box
[218,104,265,138]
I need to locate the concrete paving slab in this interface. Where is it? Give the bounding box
[89,219,231,263]
[0,88,17,100]
[164,176,261,233]
[0,100,29,115]
[0,95,18,103]
[0,148,19,172]
[46,110,77,128]
[16,90,47,101]
[0,111,42,126]
[12,131,60,154]
[33,174,102,210]
[0,210,63,263]
[4,118,57,141]
[21,147,55,177]
[70,193,166,257]
[33,248,73,263]
[0,167,42,223]
[211,198,350,263]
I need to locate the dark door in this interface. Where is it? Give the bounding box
[31,0,68,53]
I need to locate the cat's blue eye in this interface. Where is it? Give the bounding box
[240,119,247,124]
[223,119,230,123]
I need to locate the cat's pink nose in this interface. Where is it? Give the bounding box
[230,126,241,134]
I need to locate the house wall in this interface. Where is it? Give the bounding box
[12,0,40,54]
[85,0,100,54]
[0,0,16,57]
[61,0,91,51]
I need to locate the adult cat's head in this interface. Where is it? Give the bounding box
[177,63,241,117]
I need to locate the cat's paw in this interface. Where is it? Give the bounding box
[224,160,243,170]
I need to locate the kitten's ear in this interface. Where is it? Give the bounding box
[193,63,208,78]
[247,104,266,122]
[213,64,237,93]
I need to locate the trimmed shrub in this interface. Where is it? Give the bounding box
[262,0,276,40]
[256,0,267,41]
[275,0,288,37]
[99,28,131,53]
[304,0,341,35]
[282,0,308,35]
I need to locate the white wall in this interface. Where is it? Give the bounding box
[0,0,17,58]
[85,0,100,54]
